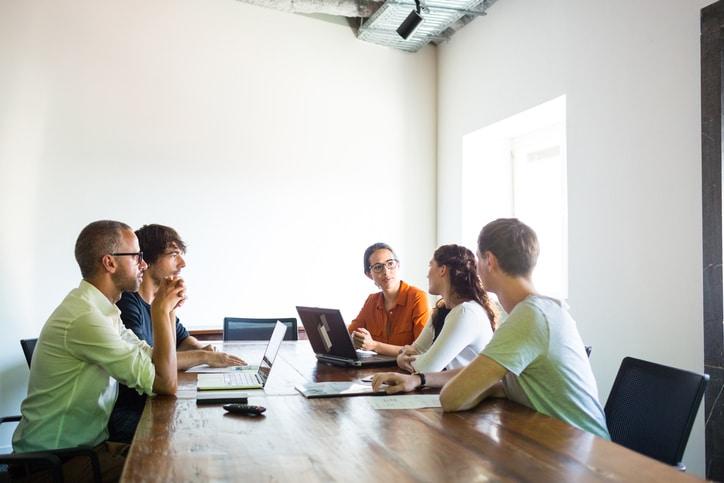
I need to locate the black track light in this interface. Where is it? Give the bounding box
[396,0,423,40]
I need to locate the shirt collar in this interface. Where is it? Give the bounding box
[375,280,411,309]
[79,279,122,318]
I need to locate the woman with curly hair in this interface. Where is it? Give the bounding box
[397,244,497,373]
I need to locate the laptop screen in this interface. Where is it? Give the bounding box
[257,321,287,384]
[295,306,359,360]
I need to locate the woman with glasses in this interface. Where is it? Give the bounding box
[348,243,430,357]
[396,244,497,374]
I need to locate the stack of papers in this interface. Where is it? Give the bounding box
[367,395,441,409]
[294,382,442,409]
[295,382,383,398]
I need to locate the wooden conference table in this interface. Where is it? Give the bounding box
[121,341,702,482]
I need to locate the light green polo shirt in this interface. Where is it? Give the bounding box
[13,280,155,452]
[481,295,610,440]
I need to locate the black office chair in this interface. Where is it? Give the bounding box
[0,416,101,482]
[20,339,37,368]
[604,356,708,470]
[223,317,298,341]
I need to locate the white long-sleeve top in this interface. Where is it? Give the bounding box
[410,301,493,373]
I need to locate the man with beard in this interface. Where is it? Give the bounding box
[13,220,184,481]
[108,224,245,443]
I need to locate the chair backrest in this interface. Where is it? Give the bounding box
[223,318,298,341]
[20,338,37,368]
[604,356,708,468]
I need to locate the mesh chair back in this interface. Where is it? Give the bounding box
[223,318,298,341]
[20,338,37,368]
[604,357,708,468]
[1,415,101,482]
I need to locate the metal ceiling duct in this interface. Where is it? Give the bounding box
[234,0,384,18]
[358,0,497,52]
[234,0,498,52]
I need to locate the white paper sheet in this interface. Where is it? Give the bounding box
[295,382,384,398]
[367,394,441,410]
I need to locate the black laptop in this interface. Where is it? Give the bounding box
[296,306,397,367]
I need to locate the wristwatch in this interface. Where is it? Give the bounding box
[413,372,426,390]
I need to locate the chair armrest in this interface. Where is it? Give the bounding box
[0,452,61,465]
[0,452,63,482]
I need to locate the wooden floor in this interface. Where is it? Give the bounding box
[121,341,703,482]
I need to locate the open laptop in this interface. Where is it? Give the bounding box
[295,306,397,367]
[196,321,287,390]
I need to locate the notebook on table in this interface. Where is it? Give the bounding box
[295,306,397,367]
[196,390,249,405]
[196,321,287,390]
[295,381,387,399]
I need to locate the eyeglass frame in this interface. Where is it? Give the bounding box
[111,252,144,264]
[369,258,399,274]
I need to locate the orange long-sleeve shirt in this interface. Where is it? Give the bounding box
[348,280,430,346]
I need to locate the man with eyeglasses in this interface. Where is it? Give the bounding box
[13,220,184,481]
[109,224,245,443]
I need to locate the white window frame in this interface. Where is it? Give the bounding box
[462,95,568,300]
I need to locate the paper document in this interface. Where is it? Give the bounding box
[295,382,385,398]
[186,364,258,373]
[367,394,441,410]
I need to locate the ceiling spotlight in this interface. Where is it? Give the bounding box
[396,0,422,40]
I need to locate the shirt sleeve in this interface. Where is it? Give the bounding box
[348,295,373,334]
[119,325,153,356]
[117,294,147,340]
[481,301,549,376]
[412,317,434,353]
[65,311,155,396]
[412,304,481,373]
[175,318,189,345]
[410,290,430,339]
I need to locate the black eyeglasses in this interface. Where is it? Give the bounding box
[369,259,399,274]
[111,252,144,264]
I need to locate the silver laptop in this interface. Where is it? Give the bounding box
[197,321,287,390]
[295,306,397,367]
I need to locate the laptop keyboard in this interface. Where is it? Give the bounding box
[356,351,388,361]
[225,372,259,385]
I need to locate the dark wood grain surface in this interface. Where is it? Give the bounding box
[121,342,703,482]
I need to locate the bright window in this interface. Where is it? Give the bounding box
[462,95,568,299]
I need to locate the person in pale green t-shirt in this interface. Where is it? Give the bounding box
[479,294,609,439]
[373,218,609,440]
[12,220,186,481]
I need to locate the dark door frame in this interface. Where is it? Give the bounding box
[701,3,724,479]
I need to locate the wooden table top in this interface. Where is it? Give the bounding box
[120,341,703,482]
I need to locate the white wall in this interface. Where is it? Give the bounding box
[0,0,437,449]
[2,0,707,471]
[437,0,711,475]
